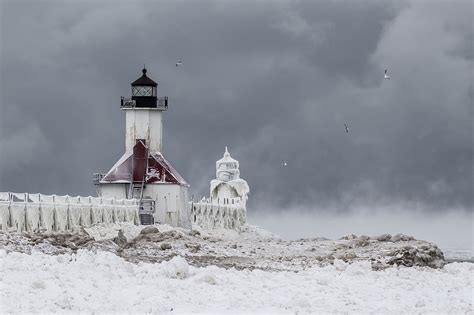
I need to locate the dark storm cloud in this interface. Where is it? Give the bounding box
[0,0,472,212]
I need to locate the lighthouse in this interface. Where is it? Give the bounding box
[94,68,189,227]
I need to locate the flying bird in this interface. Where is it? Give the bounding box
[282,160,288,167]
[344,123,349,133]
[384,69,390,80]
[176,61,183,67]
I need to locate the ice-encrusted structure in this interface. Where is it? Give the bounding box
[210,147,249,207]
[0,192,139,232]
[191,197,246,229]
[191,147,249,230]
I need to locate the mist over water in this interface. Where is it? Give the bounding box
[248,205,472,251]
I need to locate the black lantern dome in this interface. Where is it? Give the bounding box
[131,68,157,87]
[130,68,157,108]
[127,68,156,108]
[121,67,168,110]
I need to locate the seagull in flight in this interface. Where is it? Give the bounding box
[282,160,288,167]
[344,123,349,133]
[176,61,183,67]
[384,69,390,80]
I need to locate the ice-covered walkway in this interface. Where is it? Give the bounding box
[1,249,471,313]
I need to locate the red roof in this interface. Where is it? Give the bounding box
[101,140,188,186]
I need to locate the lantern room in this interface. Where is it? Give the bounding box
[121,67,168,109]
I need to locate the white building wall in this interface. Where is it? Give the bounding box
[125,109,163,152]
[143,184,189,227]
[100,184,128,200]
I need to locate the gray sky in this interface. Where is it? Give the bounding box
[0,0,472,215]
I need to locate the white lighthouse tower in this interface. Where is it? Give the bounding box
[124,67,164,153]
[94,68,189,226]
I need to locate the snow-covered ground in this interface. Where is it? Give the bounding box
[1,223,472,313]
[1,249,472,313]
[0,223,447,270]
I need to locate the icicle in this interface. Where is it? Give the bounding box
[114,204,125,222]
[103,203,114,224]
[41,203,55,231]
[113,199,125,222]
[0,201,11,231]
[55,203,69,231]
[69,204,81,229]
[25,202,40,232]
[81,203,92,227]
[10,202,26,232]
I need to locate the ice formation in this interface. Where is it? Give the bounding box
[210,146,249,207]
[191,147,249,230]
[191,197,246,229]
[0,193,140,232]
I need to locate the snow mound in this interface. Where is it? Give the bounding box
[194,270,219,285]
[161,256,190,279]
[85,222,143,241]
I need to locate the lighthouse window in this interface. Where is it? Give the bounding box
[132,86,153,96]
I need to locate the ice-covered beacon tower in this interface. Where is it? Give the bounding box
[94,68,189,227]
[210,147,249,209]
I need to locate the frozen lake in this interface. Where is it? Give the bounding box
[443,248,474,263]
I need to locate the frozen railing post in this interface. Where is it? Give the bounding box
[9,193,27,232]
[25,193,41,232]
[0,192,11,231]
